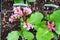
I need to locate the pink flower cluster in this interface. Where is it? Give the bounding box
[23,7,32,16]
[9,6,32,22]
[47,21,56,31]
[23,21,34,30]
[13,7,23,17]
[9,14,20,23]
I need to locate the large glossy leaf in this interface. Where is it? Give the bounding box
[27,12,43,25]
[34,21,46,30]
[40,21,46,28]
[23,31,34,40]
[36,28,54,40]
[7,31,19,40]
[27,0,36,2]
[34,25,40,31]
[55,23,60,35]
[14,0,24,3]
[50,10,60,23]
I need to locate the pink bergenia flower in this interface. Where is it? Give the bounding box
[13,7,32,17]
[13,7,16,11]
[13,7,23,17]
[47,21,56,31]
[13,6,20,12]
[23,7,32,16]
[9,14,14,22]
[17,10,23,17]
[9,13,22,22]
[23,21,34,30]
[9,18,14,23]
[13,14,20,19]
[9,14,18,22]
[9,7,32,22]
[10,15,14,18]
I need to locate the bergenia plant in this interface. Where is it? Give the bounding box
[7,0,60,40]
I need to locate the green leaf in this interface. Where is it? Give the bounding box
[36,28,54,40]
[40,21,46,28]
[7,31,19,40]
[50,0,53,2]
[55,23,60,35]
[34,25,40,31]
[50,10,60,23]
[27,12,43,25]
[22,27,28,31]
[27,0,36,2]
[23,31,34,40]
[14,0,24,3]
[34,21,46,30]
[19,31,23,37]
[45,14,50,21]
[20,22,27,31]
